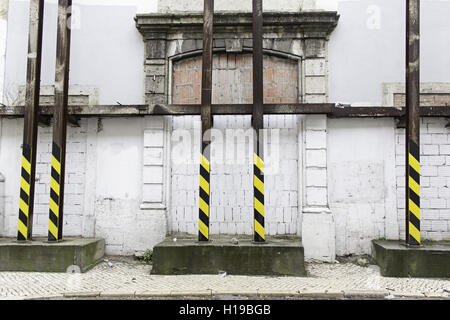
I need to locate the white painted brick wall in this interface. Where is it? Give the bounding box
[395,117,450,241]
[170,115,299,235]
[31,119,88,236]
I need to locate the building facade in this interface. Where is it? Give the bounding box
[0,0,450,261]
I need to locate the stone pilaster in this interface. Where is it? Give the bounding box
[144,32,169,105]
[141,116,167,210]
[301,114,335,262]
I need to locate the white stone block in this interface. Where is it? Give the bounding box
[431,134,448,144]
[289,191,298,207]
[145,116,164,129]
[143,184,163,202]
[427,123,445,134]
[276,207,284,222]
[305,150,326,168]
[305,130,327,149]
[144,147,164,165]
[430,177,447,188]
[422,156,445,166]
[422,145,439,155]
[429,198,446,209]
[305,59,325,76]
[438,166,450,177]
[143,166,163,184]
[277,223,286,235]
[440,145,450,155]
[421,187,437,198]
[306,187,327,206]
[283,207,292,223]
[422,166,438,176]
[438,187,450,199]
[421,134,432,144]
[302,212,335,262]
[306,168,327,187]
[144,130,164,147]
[305,115,327,131]
[305,76,326,94]
[431,221,447,232]
[423,209,440,220]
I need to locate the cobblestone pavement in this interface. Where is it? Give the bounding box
[0,258,449,299]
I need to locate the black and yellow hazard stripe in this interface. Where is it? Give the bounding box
[48,142,62,241]
[199,143,210,241]
[408,140,420,246]
[17,144,32,241]
[254,153,265,242]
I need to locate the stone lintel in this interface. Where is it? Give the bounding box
[136,11,339,38]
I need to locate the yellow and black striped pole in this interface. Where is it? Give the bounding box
[199,143,210,241]
[18,144,34,241]
[252,0,265,242]
[253,152,265,242]
[48,0,72,242]
[17,0,45,241]
[198,0,213,241]
[405,0,420,246]
[48,143,63,241]
[407,141,420,246]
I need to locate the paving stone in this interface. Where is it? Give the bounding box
[0,261,449,299]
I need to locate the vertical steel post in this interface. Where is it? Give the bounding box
[405,0,421,246]
[198,0,214,242]
[17,0,45,241]
[252,0,265,242]
[48,0,72,242]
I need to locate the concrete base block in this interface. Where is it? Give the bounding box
[372,240,450,278]
[152,235,306,276]
[0,237,105,273]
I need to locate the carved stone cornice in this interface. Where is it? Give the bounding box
[135,11,339,39]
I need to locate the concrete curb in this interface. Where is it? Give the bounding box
[41,290,449,300]
[300,290,345,299]
[257,290,299,297]
[99,291,137,298]
[135,291,172,297]
[63,291,101,298]
[343,290,389,299]
[24,294,65,300]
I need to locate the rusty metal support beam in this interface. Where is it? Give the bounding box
[405,0,421,246]
[17,0,45,241]
[252,0,265,243]
[198,0,214,242]
[4,104,450,117]
[48,0,72,242]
